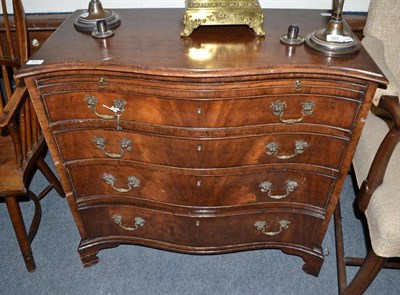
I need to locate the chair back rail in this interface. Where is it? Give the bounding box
[1,0,38,168]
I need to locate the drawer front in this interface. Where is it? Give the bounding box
[69,164,335,209]
[42,90,360,130]
[56,129,348,169]
[37,75,367,100]
[79,203,323,249]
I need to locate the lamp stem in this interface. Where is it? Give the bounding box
[333,0,345,20]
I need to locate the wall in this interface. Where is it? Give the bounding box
[22,0,370,13]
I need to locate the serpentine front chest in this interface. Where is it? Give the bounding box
[18,9,386,276]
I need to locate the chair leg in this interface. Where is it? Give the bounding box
[36,156,65,198]
[334,201,347,294]
[342,249,387,295]
[26,191,42,243]
[5,196,36,272]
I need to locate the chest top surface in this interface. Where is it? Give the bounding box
[18,9,386,84]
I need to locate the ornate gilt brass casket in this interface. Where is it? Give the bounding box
[181,0,265,37]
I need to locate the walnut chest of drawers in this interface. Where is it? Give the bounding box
[18,9,387,276]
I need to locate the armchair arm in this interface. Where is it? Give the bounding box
[379,95,400,127]
[358,95,400,212]
[0,84,28,128]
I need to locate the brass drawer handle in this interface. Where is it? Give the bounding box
[102,173,141,193]
[84,95,126,130]
[259,180,299,200]
[112,215,145,231]
[265,140,309,160]
[84,95,126,119]
[254,220,291,236]
[93,136,132,159]
[270,100,315,124]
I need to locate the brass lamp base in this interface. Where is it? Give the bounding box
[181,0,265,37]
[305,0,361,57]
[305,27,361,57]
[74,0,121,32]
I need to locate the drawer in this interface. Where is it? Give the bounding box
[55,129,347,169]
[79,203,323,250]
[69,164,335,209]
[56,129,348,170]
[38,74,365,129]
[41,90,360,130]
[37,74,367,100]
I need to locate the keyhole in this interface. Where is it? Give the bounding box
[98,77,107,88]
[294,80,302,92]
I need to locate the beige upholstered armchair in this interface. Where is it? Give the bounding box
[335,0,400,294]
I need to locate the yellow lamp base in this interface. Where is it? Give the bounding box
[181,0,265,37]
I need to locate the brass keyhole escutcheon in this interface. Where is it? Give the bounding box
[294,80,302,92]
[98,77,107,88]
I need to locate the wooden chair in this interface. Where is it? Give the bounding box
[334,0,400,294]
[0,0,64,272]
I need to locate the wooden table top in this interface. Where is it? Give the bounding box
[18,9,386,85]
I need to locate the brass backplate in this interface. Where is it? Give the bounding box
[181,0,265,37]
